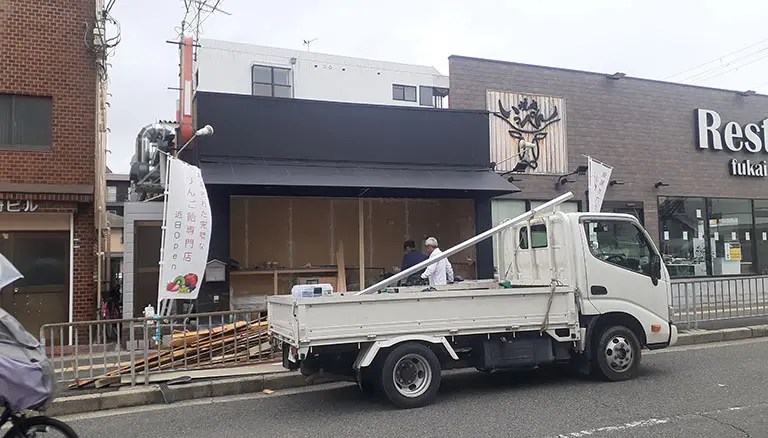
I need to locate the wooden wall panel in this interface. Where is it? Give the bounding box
[332,199,360,270]
[406,199,443,251]
[229,197,247,268]
[368,199,407,273]
[246,198,291,268]
[439,199,477,279]
[292,198,333,267]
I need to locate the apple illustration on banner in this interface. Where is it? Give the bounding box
[166,273,200,294]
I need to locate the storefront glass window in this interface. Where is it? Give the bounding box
[755,200,768,275]
[491,199,526,274]
[658,197,708,278]
[708,198,754,276]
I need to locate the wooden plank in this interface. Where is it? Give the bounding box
[336,241,347,292]
[358,198,365,289]
[70,320,272,389]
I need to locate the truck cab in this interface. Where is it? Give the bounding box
[501,211,676,349]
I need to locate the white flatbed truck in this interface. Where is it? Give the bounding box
[267,192,678,408]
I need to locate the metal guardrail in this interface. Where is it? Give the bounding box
[670,275,768,329]
[39,309,277,388]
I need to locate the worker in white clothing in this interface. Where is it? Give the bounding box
[420,237,454,286]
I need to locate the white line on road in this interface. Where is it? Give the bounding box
[548,404,766,438]
[554,418,671,437]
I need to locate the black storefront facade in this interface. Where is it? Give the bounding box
[449,55,768,279]
[188,92,519,310]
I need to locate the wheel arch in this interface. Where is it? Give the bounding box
[354,335,459,370]
[588,312,647,348]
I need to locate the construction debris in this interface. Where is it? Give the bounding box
[69,319,275,389]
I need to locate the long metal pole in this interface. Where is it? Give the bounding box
[356,192,574,295]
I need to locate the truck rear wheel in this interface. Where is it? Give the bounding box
[379,342,441,409]
[593,325,641,381]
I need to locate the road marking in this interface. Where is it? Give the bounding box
[547,403,766,437]
[554,418,671,437]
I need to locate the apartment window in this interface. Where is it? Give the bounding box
[251,65,292,98]
[419,86,434,106]
[392,84,416,102]
[106,186,117,203]
[0,94,52,150]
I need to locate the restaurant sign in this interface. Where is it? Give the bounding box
[696,108,768,177]
[0,200,39,213]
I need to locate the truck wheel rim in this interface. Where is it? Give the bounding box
[604,335,633,372]
[393,353,432,398]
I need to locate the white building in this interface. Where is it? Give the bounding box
[195,39,449,108]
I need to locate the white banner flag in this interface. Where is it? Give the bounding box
[158,157,212,304]
[0,251,22,290]
[588,157,612,213]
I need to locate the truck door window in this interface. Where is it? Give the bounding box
[584,220,652,276]
[519,224,548,249]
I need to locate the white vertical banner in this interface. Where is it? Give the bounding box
[588,157,612,213]
[157,157,212,305]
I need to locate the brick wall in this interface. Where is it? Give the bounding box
[0,0,97,184]
[0,0,99,322]
[449,56,768,242]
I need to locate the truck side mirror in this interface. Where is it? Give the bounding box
[650,254,662,286]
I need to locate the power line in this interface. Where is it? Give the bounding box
[677,45,768,83]
[691,51,768,85]
[664,37,768,80]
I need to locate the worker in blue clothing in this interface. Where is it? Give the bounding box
[401,240,428,272]
[399,240,429,286]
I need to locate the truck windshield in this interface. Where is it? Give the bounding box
[584,220,652,276]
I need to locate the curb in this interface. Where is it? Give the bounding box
[674,324,768,346]
[48,324,768,416]
[47,371,317,417]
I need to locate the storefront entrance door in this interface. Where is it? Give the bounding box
[0,232,70,336]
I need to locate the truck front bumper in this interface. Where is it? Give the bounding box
[669,323,679,347]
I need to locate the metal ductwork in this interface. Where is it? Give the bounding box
[129,122,176,200]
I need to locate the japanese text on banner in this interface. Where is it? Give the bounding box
[588,157,612,213]
[158,157,212,304]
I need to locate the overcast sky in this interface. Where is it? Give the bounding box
[106,0,768,172]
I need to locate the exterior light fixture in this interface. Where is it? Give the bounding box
[654,181,670,188]
[177,124,214,156]
[607,72,626,80]
[738,90,756,97]
[609,180,625,186]
[512,161,530,173]
[556,164,589,189]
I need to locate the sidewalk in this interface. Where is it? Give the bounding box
[46,324,768,417]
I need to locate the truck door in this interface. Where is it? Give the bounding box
[581,219,669,323]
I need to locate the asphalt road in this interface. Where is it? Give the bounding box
[63,338,768,438]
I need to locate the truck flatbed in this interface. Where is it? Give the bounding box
[268,280,580,349]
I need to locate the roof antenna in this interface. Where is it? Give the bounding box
[303,37,318,51]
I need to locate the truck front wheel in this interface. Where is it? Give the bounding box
[379,342,442,409]
[593,325,641,381]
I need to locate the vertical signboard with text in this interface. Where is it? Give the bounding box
[157,157,212,307]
